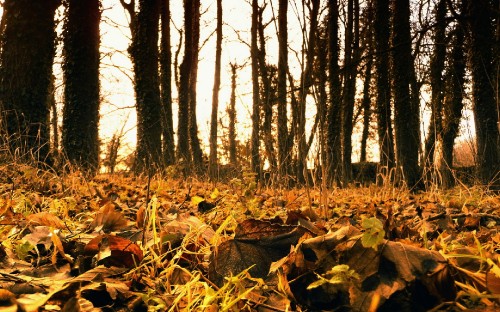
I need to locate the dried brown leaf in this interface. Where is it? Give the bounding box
[90,203,128,233]
[84,234,143,268]
[26,212,65,229]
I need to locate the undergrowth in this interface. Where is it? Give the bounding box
[0,155,499,311]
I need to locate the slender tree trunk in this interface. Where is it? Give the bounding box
[62,0,101,173]
[391,0,421,189]
[495,0,500,136]
[360,56,373,163]
[423,0,447,169]
[441,22,465,188]
[251,0,261,179]
[209,0,222,178]
[327,0,342,186]
[0,0,60,165]
[341,0,359,184]
[359,0,373,164]
[316,28,328,174]
[160,0,175,166]
[277,0,289,179]
[464,0,500,187]
[189,0,203,170]
[257,6,277,172]
[177,0,194,166]
[49,75,58,151]
[228,63,238,165]
[297,0,319,184]
[374,0,394,183]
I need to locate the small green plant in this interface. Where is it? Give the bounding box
[308,264,360,290]
[361,217,385,250]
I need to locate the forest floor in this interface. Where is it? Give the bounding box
[0,163,499,311]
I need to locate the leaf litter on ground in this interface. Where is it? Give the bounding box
[0,164,499,311]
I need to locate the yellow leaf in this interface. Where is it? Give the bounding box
[210,188,219,200]
[191,196,205,206]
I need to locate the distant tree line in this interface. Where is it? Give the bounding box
[0,0,498,190]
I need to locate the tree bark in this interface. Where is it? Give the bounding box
[177,0,194,166]
[341,0,360,184]
[188,0,203,171]
[391,0,421,189]
[209,0,222,178]
[360,56,373,163]
[130,0,162,173]
[359,2,374,164]
[327,0,342,186]
[441,22,465,188]
[277,0,290,179]
[316,27,328,175]
[296,0,320,184]
[374,0,394,183]
[228,63,238,165]
[160,0,175,166]
[251,0,262,179]
[0,0,60,165]
[424,0,447,169]
[257,6,277,172]
[464,0,500,187]
[62,0,101,173]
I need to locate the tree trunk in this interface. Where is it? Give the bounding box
[130,0,162,173]
[464,0,500,187]
[257,6,277,172]
[316,28,328,175]
[62,0,101,173]
[277,0,289,179]
[327,0,342,186]
[359,1,374,164]
[49,75,58,151]
[423,0,447,169]
[0,0,60,165]
[228,63,238,165]
[188,0,203,171]
[360,55,373,163]
[297,0,320,184]
[251,0,261,179]
[341,0,360,184]
[209,0,222,178]
[177,0,194,166]
[441,22,465,188]
[391,0,421,189]
[160,0,175,166]
[374,0,394,183]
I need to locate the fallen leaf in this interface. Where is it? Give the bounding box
[288,226,456,311]
[209,219,311,286]
[90,203,129,233]
[84,234,143,268]
[26,212,65,229]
